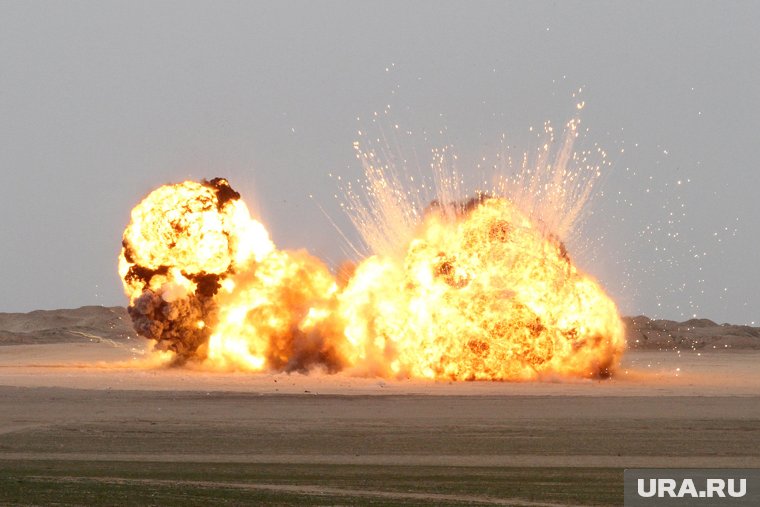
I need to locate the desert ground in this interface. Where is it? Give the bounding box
[0,307,759,506]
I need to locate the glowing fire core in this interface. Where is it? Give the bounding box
[119,166,625,380]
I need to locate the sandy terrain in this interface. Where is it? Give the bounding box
[0,307,759,505]
[623,315,760,350]
[0,334,758,397]
[4,305,758,351]
[0,306,132,345]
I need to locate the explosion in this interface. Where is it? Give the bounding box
[119,178,343,371]
[119,123,625,380]
[337,196,623,380]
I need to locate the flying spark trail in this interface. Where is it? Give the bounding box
[118,118,625,380]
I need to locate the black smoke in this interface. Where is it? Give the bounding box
[122,178,238,362]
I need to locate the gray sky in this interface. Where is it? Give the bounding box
[1,1,758,324]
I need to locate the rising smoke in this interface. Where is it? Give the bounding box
[120,178,242,361]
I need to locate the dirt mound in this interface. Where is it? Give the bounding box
[624,316,760,350]
[0,306,132,345]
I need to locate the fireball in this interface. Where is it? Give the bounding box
[119,178,345,370]
[118,125,625,380]
[202,248,345,373]
[338,196,624,380]
[118,178,273,359]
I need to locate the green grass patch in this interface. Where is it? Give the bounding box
[0,460,622,506]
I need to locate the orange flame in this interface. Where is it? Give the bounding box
[119,128,625,380]
[338,197,624,380]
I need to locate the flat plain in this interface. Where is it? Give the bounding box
[0,312,759,506]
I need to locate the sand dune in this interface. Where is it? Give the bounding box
[623,315,760,350]
[0,306,132,345]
